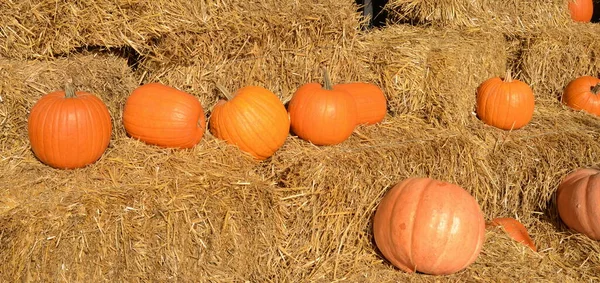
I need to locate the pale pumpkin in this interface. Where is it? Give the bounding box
[28,83,112,169]
[373,177,486,275]
[123,83,206,148]
[557,168,600,240]
[209,85,290,160]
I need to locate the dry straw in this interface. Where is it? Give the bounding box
[2,0,600,282]
[385,0,572,35]
[520,23,600,103]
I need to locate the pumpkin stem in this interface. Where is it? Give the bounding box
[593,83,600,95]
[504,69,513,83]
[215,83,234,100]
[321,67,334,91]
[65,79,77,98]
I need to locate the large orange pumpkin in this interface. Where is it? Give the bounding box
[372,177,486,275]
[209,85,290,160]
[28,83,112,169]
[562,76,600,116]
[486,217,537,251]
[568,0,594,22]
[557,168,600,240]
[123,83,206,148]
[476,71,535,130]
[335,82,386,125]
[287,69,357,145]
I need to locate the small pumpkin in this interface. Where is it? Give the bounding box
[287,69,357,145]
[486,217,537,251]
[372,177,486,275]
[568,0,594,22]
[123,83,206,148]
[562,76,600,116]
[28,82,112,169]
[209,85,290,160]
[476,70,535,130]
[335,82,386,125]
[557,168,600,240]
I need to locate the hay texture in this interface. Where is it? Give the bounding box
[153,25,507,126]
[0,0,362,63]
[519,23,600,103]
[0,55,286,281]
[355,25,506,125]
[385,0,573,34]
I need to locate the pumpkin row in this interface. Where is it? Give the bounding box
[374,167,600,275]
[27,69,387,169]
[27,71,599,169]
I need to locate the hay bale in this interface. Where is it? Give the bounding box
[519,23,600,103]
[0,55,286,281]
[266,102,600,280]
[0,0,362,62]
[385,0,572,35]
[356,25,506,124]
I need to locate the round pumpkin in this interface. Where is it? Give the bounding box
[372,177,486,275]
[557,168,600,240]
[335,82,386,125]
[123,83,206,148]
[568,0,594,22]
[287,69,357,145]
[476,71,535,130]
[209,85,290,160]
[486,217,536,251]
[562,76,600,116]
[28,83,112,169]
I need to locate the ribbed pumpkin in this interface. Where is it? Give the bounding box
[28,83,112,169]
[123,83,206,148]
[373,177,486,275]
[476,70,535,130]
[562,76,600,116]
[287,69,357,145]
[557,168,600,240]
[335,82,386,125]
[209,85,290,160]
[486,217,536,251]
[568,0,594,22]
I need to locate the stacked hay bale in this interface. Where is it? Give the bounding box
[0,55,286,281]
[385,0,572,35]
[1,0,600,282]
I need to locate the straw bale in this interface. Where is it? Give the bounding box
[519,23,600,104]
[264,100,600,280]
[385,0,572,35]
[0,55,286,281]
[0,0,362,61]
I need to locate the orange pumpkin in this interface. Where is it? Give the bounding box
[476,70,535,130]
[562,76,600,116]
[373,177,486,275]
[209,85,290,160]
[123,83,206,148]
[287,69,357,145]
[557,168,600,240]
[28,83,112,169]
[568,0,594,22]
[335,82,386,125]
[486,217,537,251]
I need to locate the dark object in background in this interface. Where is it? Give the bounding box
[357,0,600,27]
[593,0,600,22]
[355,0,388,29]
